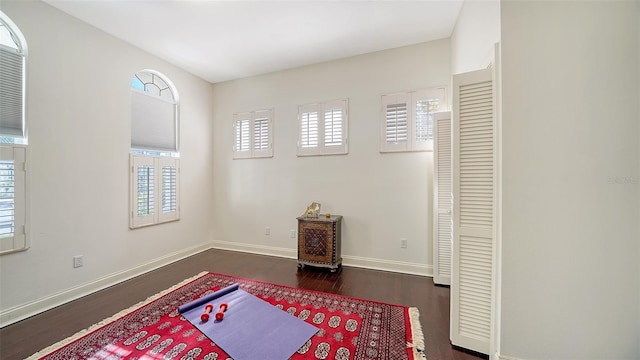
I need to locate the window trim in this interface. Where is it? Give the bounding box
[297,99,348,157]
[380,87,447,153]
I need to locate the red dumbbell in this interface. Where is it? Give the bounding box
[215,303,228,321]
[201,304,214,322]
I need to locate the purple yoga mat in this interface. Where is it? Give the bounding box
[177,283,239,313]
[180,283,319,360]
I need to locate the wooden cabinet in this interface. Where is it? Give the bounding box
[297,215,342,272]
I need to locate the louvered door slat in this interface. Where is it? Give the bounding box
[451,68,495,355]
[433,112,452,285]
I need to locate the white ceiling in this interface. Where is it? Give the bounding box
[44,0,463,84]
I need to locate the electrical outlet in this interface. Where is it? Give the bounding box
[400,238,407,248]
[290,229,296,238]
[265,227,270,235]
[73,255,83,268]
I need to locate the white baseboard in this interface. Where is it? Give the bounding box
[211,240,432,277]
[342,255,432,277]
[211,240,297,259]
[495,354,525,360]
[2,241,432,328]
[0,242,212,328]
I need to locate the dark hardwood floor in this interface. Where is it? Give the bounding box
[0,249,486,360]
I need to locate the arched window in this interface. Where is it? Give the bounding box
[129,70,180,228]
[0,11,27,143]
[0,12,28,254]
[130,69,179,153]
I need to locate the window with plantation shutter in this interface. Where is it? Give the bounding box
[380,87,446,153]
[233,109,273,159]
[129,70,180,229]
[130,155,179,228]
[0,14,27,144]
[0,146,27,255]
[297,99,348,156]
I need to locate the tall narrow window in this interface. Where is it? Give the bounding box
[0,13,28,255]
[380,87,447,152]
[130,70,180,228]
[232,109,273,159]
[297,99,348,156]
[0,13,27,143]
[131,70,178,152]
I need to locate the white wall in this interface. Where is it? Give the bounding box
[0,1,214,324]
[500,1,639,358]
[450,0,500,75]
[211,40,450,274]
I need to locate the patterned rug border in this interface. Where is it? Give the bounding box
[26,271,210,360]
[27,271,427,360]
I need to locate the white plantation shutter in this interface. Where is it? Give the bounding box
[233,109,273,159]
[324,110,342,146]
[433,112,452,286]
[233,112,251,159]
[322,99,347,154]
[0,146,27,254]
[252,109,273,158]
[451,68,495,355]
[131,155,156,228]
[158,157,179,223]
[300,111,318,147]
[298,103,320,155]
[381,93,409,152]
[130,155,179,228]
[254,118,269,150]
[297,100,347,156]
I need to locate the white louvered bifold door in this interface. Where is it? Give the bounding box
[433,112,452,286]
[451,68,495,355]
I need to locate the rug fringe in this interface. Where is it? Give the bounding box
[25,271,210,360]
[407,306,427,360]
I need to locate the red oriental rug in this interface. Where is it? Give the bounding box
[28,272,426,360]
